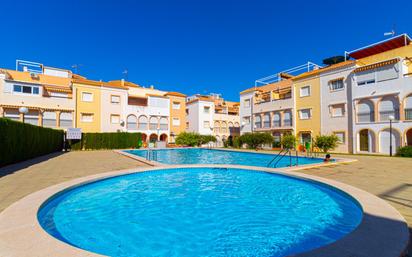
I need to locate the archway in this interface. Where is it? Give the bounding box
[359,129,376,152]
[127,115,137,130]
[149,133,158,142]
[160,134,168,142]
[406,129,412,146]
[379,129,401,154]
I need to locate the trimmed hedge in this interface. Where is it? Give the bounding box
[0,118,64,167]
[396,146,412,157]
[69,132,142,150]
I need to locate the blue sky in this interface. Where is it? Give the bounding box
[1,0,411,101]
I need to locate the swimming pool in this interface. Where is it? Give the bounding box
[124,148,325,168]
[38,167,362,257]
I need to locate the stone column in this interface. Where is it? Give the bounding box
[373,99,379,122]
[38,109,43,126]
[399,96,405,121]
[56,111,61,127]
[280,111,284,128]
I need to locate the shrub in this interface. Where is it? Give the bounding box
[233,137,241,148]
[281,134,296,150]
[272,141,281,148]
[69,132,142,150]
[239,132,274,149]
[175,132,216,146]
[0,118,64,167]
[396,146,412,157]
[313,134,339,153]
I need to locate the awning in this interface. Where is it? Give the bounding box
[353,58,399,73]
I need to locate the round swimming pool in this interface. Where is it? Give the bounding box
[38,167,363,257]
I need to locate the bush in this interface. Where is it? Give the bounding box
[313,134,339,153]
[272,141,281,148]
[175,132,216,146]
[281,134,297,150]
[69,132,142,150]
[233,137,241,148]
[239,132,274,149]
[396,146,412,157]
[0,118,64,167]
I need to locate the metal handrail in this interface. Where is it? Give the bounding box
[273,150,290,168]
[267,149,286,167]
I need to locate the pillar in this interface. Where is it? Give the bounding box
[56,110,61,127]
[373,99,379,122]
[38,109,43,126]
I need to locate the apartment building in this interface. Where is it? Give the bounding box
[0,60,74,129]
[348,34,412,154]
[186,93,240,145]
[166,92,187,143]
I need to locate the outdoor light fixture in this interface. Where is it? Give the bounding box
[389,115,395,157]
[18,107,29,123]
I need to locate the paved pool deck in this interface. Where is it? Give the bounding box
[0,149,411,255]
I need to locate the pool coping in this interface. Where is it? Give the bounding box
[116,147,358,170]
[0,164,409,257]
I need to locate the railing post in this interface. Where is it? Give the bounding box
[296,150,298,166]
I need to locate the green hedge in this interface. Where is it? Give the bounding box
[396,146,412,157]
[69,132,142,150]
[0,118,64,167]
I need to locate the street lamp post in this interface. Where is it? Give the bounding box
[18,107,29,123]
[389,115,395,156]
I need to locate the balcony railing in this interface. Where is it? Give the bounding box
[263,121,270,128]
[159,124,168,130]
[283,119,292,127]
[272,121,281,127]
[405,109,412,120]
[379,109,399,121]
[255,122,262,129]
[357,112,374,123]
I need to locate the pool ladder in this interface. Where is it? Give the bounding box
[146,149,158,161]
[267,149,299,168]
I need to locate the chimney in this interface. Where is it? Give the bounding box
[150,85,154,89]
[121,78,125,87]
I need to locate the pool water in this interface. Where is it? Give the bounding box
[38,167,362,257]
[125,148,324,168]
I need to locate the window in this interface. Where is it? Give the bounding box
[357,71,375,86]
[138,116,148,130]
[204,106,210,113]
[376,64,398,82]
[13,84,40,95]
[334,132,345,143]
[81,113,94,122]
[25,110,39,125]
[300,86,311,97]
[221,122,227,133]
[127,115,137,130]
[273,112,281,127]
[379,97,399,121]
[405,95,412,120]
[263,113,270,128]
[244,99,251,108]
[357,101,374,123]
[329,79,344,91]
[242,116,250,125]
[3,109,20,121]
[159,117,168,130]
[42,111,57,128]
[60,112,73,129]
[172,118,180,126]
[214,121,220,133]
[111,95,120,104]
[149,117,158,130]
[111,115,120,124]
[283,111,292,126]
[81,92,93,102]
[331,104,345,117]
[299,109,311,120]
[172,102,181,110]
[50,92,68,98]
[255,115,262,128]
[204,121,210,128]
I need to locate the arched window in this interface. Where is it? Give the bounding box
[234,122,239,127]
[60,112,73,129]
[263,113,270,128]
[42,111,56,128]
[149,116,158,130]
[357,100,374,123]
[159,117,168,130]
[283,111,292,127]
[138,115,148,130]
[214,121,220,133]
[404,95,412,120]
[221,122,227,133]
[127,115,137,130]
[255,115,261,129]
[273,112,281,127]
[379,97,399,121]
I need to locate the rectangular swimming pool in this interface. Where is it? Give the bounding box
[124,148,324,168]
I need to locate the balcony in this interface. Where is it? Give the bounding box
[379,109,399,121]
[405,109,412,120]
[357,112,374,123]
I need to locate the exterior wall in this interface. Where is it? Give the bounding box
[186,100,214,135]
[0,70,75,128]
[100,86,128,132]
[186,102,200,133]
[239,91,254,134]
[213,113,240,145]
[294,76,321,144]
[74,83,102,132]
[168,95,186,142]
[320,65,355,153]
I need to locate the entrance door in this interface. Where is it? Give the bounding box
[407,129,412,146]
[359,129,369,152]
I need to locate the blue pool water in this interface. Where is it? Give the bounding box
[125,148,324,168]
[38,167,362,257]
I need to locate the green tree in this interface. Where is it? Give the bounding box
[239,132,274,149]
[313,135,340,153]
[199,135,217,145]
[281,134,296,150]
[175,132,201,146]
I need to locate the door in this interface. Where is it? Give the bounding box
[359,129,369,152]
